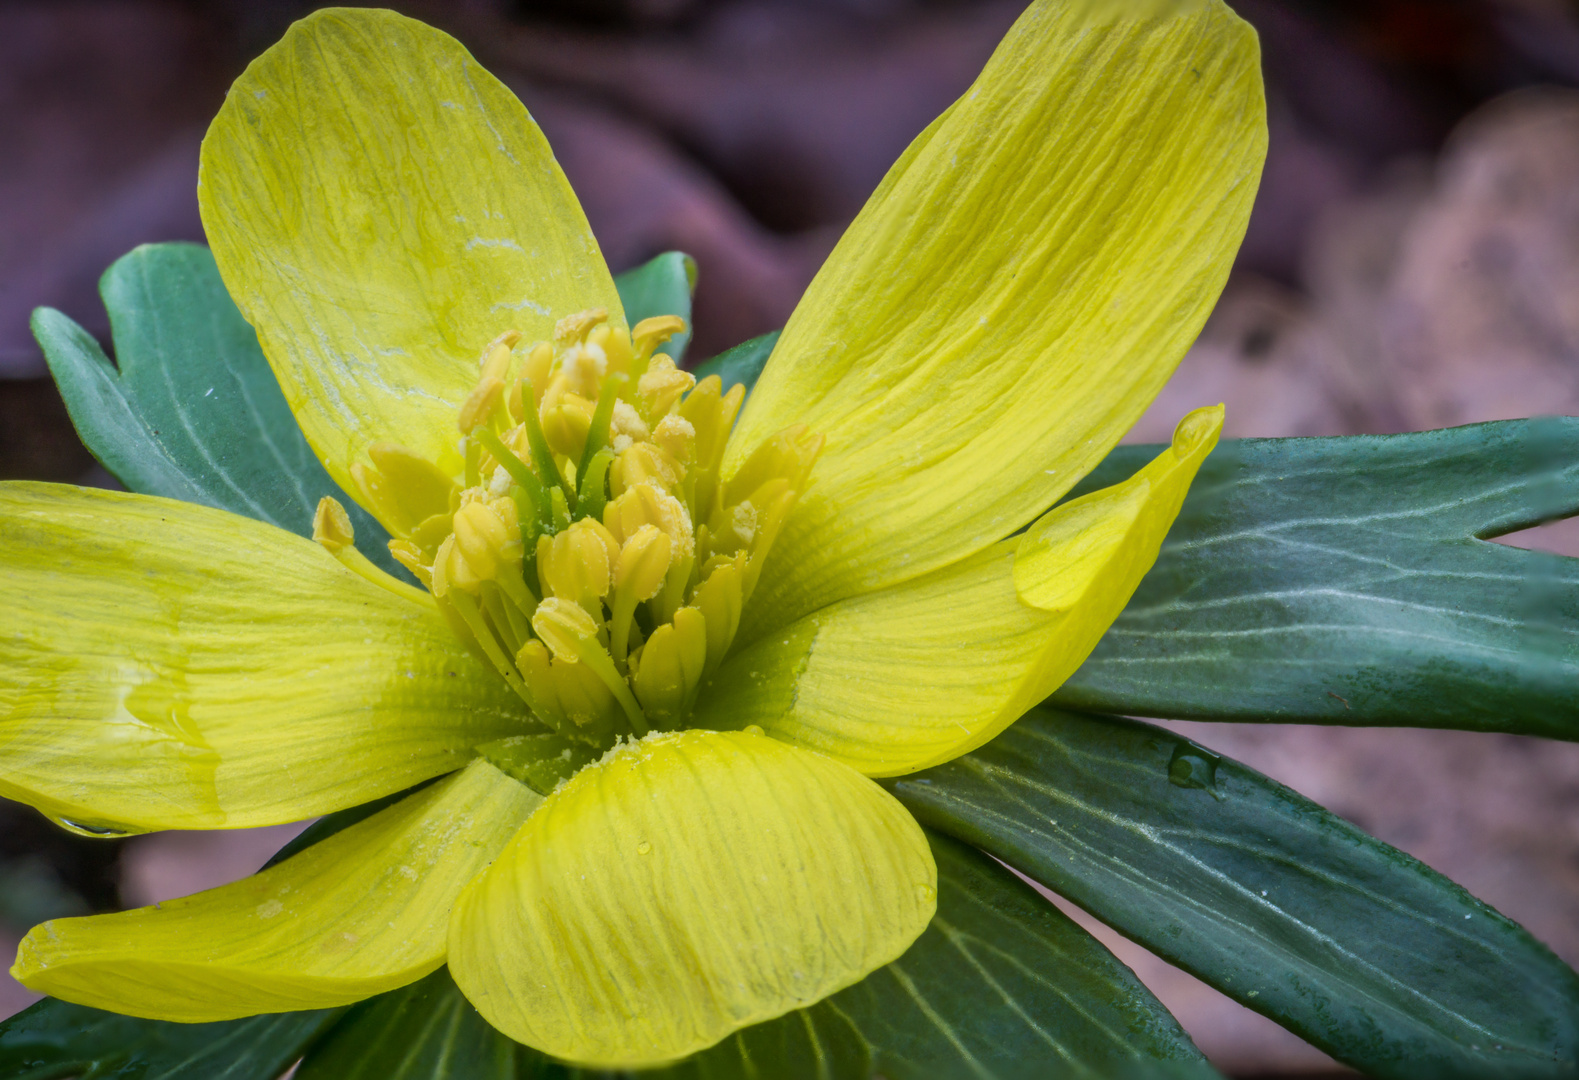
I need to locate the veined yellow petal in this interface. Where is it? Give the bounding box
[729,0,1264,635]
[447,729,935,1066]
[199,8,622,514]
[11,760,539,1020]
[697,408,1223,776]
[0,483,525,831]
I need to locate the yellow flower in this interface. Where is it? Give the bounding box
[0,2,1263,1068]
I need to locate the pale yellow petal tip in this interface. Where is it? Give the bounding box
[448,728,935,1067]
[1172,402,1225,460]
[1013,403,1223,613]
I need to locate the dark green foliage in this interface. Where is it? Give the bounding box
[30,242,401,574]
[1054,420,1579,738]
[0,998,342,1080]
[896,707,1579,1078]
[612,252,696,364]
[686,331,779,396]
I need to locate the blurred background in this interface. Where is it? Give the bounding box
[4,0,1579,1075]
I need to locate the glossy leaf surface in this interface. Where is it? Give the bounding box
[1054,418,1579,738]
[32,242,398,573]
[612,251,696,364]
[895,707,1579,1079]
[0,996,341,1080]
[687,331,779,396]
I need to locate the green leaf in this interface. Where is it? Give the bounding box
[32,241,399,574]
[292,968,550,1080]
[288,830,1211,1079]
[613,251,696,364]
[0,996,342,1080]
[895,706,1579,1079]
[687,330,780,396]
[1054,418,1579,738]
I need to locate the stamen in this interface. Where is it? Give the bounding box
[353,313,820,756]
[532,598,648,736]
[311,496,434,607]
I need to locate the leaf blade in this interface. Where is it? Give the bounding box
[0,996,342,1080]
[35,241,398,573]
[894,706,1579,1079]
[1054,419,1579,737]
[612,251,696,364]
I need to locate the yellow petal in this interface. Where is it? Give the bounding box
[728,0,1264,634]
[0,483,525,832]
[199,8,622,511]
[696,408,1222,775]
[11,760,539,1020]
[447,729,935,1066]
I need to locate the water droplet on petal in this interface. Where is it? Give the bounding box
[743,725,765,738]
[48,816,142,839]
[636,840,652,855]
[915,883,935,903]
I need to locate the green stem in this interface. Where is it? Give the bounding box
[578,374,625,480]
[518,377,577,513]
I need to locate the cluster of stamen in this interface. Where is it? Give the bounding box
[314,309,821,770]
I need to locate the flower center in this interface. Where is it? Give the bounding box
[316,309,821,776]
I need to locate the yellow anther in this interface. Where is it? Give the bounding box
[458,375,506,433]
[631,315,686,360]
[637,354,696,420]
[610,400,650,449]
[607,523,672,665]
[538,518,616,615]
[312,496,355,553]
[632,605,707,726]
[309,495,433,608]
[614,524,672,600]
[554,308,608,345]
[653,414,696,464]
[435,495,521,595]
[480,329,522,382]
[540,393,594,461]
[599,322,634,377]
[455,497,518,575]
[605,483,694,559]
[531,597,648,735]
[510,342,555,420]
[561,338,608,400]
[610,441,684,497]
[532,597,600,662]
